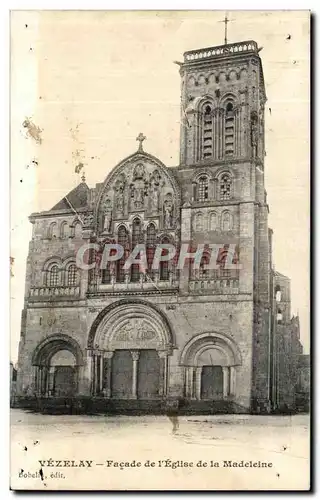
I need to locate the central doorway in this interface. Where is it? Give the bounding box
[137,350,160,399]
[201,365,223,399]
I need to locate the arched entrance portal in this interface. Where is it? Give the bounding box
[88,301,174,399]
[180,333,241,400]
[32,334,84,397]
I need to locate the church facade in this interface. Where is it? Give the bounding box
[16,39,303,413]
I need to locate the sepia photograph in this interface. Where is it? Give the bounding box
[10,10,310,491]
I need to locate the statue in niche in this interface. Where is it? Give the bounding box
[163,194,174,229]
[130,181,145,209]
[151,188,159,211]
[130,165,148,210]
[103,200,112,233]
[150,169,161,186]
[133,163,145,181]
[114,177,125,213]
[149,169,162,212]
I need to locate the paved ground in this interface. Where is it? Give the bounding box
[10,409,310,491]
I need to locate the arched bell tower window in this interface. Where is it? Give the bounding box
[202,105,213,159]
[220,173,232,200]
[197,175,209,202]
[47,264,59,287]
[225,102,235,157]
[66,263,78,286]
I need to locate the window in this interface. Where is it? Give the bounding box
[225,102,235,157]
[131,218,142,282]
[48,222,57,239]
[101,242,116,284]
[117,226,129,283]
[146,223,156,278]
[102,265,111,284]
[67,264,78,286]
[159,237,170,281]
[220,173,232,200]
[202,105,213,159]
[74,221,82,238]
[197,176,209,202]
[209,212,217,230]
[199,254,210,279]
[277,308,283,324]
[194,212,204,232]
[275,286,282,302]
[221,211,232,231]
[48,265,59,287]
[60,222,68,239]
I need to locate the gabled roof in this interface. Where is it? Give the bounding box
[274,270,290,280]
[50,182,90,211]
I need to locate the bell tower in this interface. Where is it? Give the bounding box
[179,40,266,167]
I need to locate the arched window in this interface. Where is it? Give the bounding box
[275,285,282,302]
[277,308,283,324]
[221,211,233,231]
[194,212,204,232]
[116,226,129,283]
[199,253,210,279]
[48,222,58,239]
[159,237,170,281]
[225,102,235,157]
[197,175,209,202]
[66,264,78,286]
[101,241,113,284]
[209,212,218,230]
[146,223,156,278]
[220,173,232,200]
[131,218,142,282]
[74,221,82,238]
[47,264,59,287]
[217,246,231,278]
[202,105,213,159]
[60,221,69,239]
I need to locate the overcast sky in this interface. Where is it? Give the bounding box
[10,10,310,362]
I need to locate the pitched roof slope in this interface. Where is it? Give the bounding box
[50,182,90,211]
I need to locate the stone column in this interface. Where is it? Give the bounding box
[32,365,38,395]
[99,355,104,394]
[184,366,189,398]
[222,367,229,399]
[130,350,140,399]
[94,353,98,396]
[103,351,114,398]
[229,366,236,395]
[158,351,168,397]
[48,366,55,396]
[38,366,43,396]
[195,366,202,400]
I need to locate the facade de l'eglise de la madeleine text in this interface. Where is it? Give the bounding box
[16,37,309,414]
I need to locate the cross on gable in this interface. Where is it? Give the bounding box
[136,132,146,152]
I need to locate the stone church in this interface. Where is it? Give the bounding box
[16,38,304,413]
